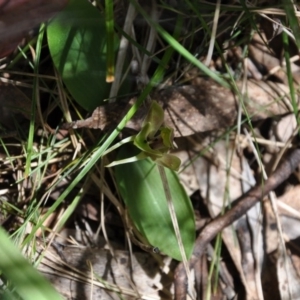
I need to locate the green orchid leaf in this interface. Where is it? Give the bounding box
[47,0,118,112]
[115,145,195,261]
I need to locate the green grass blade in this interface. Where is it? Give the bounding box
[282,30,298,117]
[130,0,230,88]
[283,0,300,49]
[25,24,45,176]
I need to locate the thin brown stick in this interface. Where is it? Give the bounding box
[174,148,300,300]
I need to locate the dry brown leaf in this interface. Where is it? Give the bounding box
[0,0,68,58]
[66,78,294,137]
[38,245,174,300]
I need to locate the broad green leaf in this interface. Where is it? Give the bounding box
[0,227,63,300]
[115,145,195,261]
[47,0,116,111]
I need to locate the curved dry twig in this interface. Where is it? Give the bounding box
[174,148,300,300]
